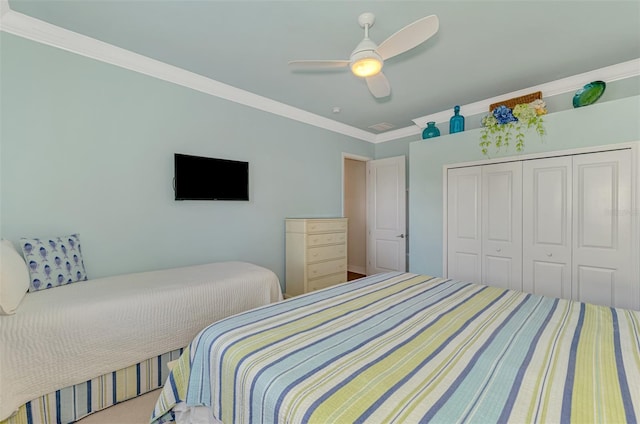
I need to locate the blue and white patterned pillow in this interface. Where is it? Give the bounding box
[20,234,88,292]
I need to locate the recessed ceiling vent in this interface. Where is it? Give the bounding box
[368,122,395,132]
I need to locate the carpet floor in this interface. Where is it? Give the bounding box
[76,389,161,424]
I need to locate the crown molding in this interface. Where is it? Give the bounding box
[373,125,421,144]
[0,7,376,143]
[1,3,638,146]
[0,0,10,19]
[411,58,640,130]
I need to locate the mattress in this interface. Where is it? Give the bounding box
[0,261,282,421]
[151,272,640,423]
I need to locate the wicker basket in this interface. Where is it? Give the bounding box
[489,91,542,111]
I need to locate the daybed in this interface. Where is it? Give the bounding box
[0,246,282,424]
[151,272,640,424]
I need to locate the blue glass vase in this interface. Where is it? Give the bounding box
[422,122,440,139]
[449,105,465,134]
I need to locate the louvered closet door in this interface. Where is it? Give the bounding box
[482,162,522,291]
[522,156,572,299]
[572,150,632,309]
[447,166,482,283]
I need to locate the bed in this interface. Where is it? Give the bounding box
[151,272,640,423]
[0,261,282,424]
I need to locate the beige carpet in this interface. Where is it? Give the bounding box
[76,389,160,424]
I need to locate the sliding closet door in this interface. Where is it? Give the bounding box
[447,167,482,283]
[572,150,632,309]
[522,156,572,299]
[482,162,522,291]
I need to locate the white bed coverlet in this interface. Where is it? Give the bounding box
[0,261,281,421]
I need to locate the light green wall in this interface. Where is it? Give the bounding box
[0,33,374,287]
[2,32,638,285]
[374,137,412,161]
[408,95,640,277]
[374,76,640,162]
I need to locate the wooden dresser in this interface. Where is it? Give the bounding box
[285,218,348,297]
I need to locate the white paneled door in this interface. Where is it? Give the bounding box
[445,147,637,310]
[481,162,522,291]
[366,156,406,275]
[447,167,482,283]
[572,150,632,309]
[522,156,572,299]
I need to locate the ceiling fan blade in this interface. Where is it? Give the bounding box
[366,72,391,98]
[288,60,350,70]
[376,15,439,61]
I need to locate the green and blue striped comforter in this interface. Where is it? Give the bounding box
[151,273,640,423]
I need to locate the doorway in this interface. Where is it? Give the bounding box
[343,154,407,277]
[343,156,367,279]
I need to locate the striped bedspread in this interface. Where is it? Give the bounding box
[151,273,640,423]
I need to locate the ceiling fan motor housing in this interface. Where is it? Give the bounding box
[350,38,383,77]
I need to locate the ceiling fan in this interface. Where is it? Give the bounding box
[288,12,439,99]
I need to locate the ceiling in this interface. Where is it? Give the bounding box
[6,1,640,136]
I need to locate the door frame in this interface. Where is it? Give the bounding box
[342,153,372,276]
[342,153,408,275]
[341,152,372,214]
[365,155,407,275]
[442,141,640,307]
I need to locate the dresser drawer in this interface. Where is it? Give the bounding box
[307,232,346,247]
[307,244,346,263]
[306,220,347,233]
[285,218,348,297]
[308,273,347,292]
[307,258,346,279]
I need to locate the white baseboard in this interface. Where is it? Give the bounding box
[348,265,366,275]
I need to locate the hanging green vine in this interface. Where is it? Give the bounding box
[479,100,547,156]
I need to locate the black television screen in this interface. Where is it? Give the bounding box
[174,153,249,201]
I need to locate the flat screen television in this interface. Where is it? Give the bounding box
[174,153,249,201]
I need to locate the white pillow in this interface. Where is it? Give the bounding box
[0,240,30,315]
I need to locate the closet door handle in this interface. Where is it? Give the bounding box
[396,234,405,238]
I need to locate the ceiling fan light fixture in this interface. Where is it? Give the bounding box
[288,12,440,97]
[350,51,383,77]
